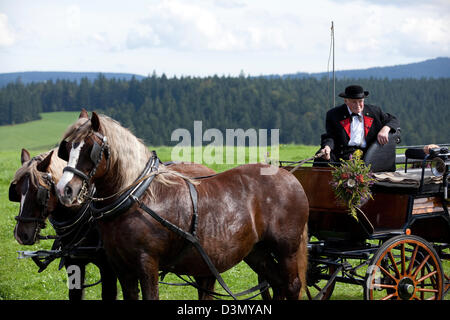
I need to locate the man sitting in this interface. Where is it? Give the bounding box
[315,85,400,164]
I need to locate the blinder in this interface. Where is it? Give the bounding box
[90,139,104,164]
[9,183,20,202]
[36,185,49,207]
[58,140,69,161]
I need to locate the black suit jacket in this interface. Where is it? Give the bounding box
[321,103,399,160]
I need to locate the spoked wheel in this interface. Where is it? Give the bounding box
[304,261,336,300]
[365,235,444,300]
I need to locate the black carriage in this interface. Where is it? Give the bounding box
[282,142,450,300]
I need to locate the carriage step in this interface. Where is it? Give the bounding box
[368,229,405,239]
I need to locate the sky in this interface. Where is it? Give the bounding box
[0,0,449,77]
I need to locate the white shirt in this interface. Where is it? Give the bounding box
[347,106,367,148]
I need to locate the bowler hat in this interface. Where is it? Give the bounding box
[338,85,369,99]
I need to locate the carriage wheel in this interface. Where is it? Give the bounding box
[304,262,336,300]
[364,235,444,300]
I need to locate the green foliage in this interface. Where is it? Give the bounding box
[0,75,449,147]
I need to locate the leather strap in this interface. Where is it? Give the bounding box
[135,196,238,300]
[63,166,90,182]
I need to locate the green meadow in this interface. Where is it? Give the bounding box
[0,112,447,300]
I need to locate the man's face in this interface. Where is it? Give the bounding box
[345,98,365,114]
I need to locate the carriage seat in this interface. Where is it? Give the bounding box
[373,171,442,188]
[363,130,401,173]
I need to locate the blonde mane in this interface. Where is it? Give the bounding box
[62,113,197,195]
[12,148,67,188]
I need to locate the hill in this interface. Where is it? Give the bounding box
[0,71,146,87]
[1,58,449,88]
[276,57,450,80]
[0,112,81,151]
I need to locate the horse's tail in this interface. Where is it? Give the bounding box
[297,224,308,300]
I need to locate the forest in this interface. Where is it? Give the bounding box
[0,73,449,146]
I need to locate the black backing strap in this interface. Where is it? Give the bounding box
[135,196,238,300]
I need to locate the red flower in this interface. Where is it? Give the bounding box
[356,174,364,183]
[341,173,349,179]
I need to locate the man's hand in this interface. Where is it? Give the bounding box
[423,144,440,154]
[377,126,391,145]
[320,145,331,160]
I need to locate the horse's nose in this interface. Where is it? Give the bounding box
[64,185,73,199]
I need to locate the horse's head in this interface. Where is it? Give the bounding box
[10,149,60,245]
[56,110,110,207]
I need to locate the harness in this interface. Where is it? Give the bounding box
[59,131,110,204]
[12,171,54,241]
[77,149,267,300]
[57,125,271,299]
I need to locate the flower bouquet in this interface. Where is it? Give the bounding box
[329,150,376,220]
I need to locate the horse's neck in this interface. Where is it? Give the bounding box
[97,131,150,197]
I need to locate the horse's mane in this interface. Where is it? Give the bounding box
[61,113,197,194]
[12,148,66,188]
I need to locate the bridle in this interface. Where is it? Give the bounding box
[11,173,55,241]
[59,131,110,204]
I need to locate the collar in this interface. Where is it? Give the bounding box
[346,105,362,117]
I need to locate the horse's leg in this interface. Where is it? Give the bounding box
[278,253,302,300]
[277,226,308,300]
[66,262,86,300]
[117,271,140,300]
[244,244,285,300]
[194,276,216,300]
[97,258,118,300]
[138,254,160,300]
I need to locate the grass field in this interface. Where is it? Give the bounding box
[0,112,448,300]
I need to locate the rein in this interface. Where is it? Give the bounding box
[286,150,325,174]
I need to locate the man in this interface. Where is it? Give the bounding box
[317,85,399,163]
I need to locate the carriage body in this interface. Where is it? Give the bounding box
[292,166,449,244]
[284,156,450,300]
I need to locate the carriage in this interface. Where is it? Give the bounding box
[11,111,449,300]
[281,139,450,300]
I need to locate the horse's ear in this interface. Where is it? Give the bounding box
[21,148,30,165]
[79,108,89,119]
[91,112,101,132]
[37,150,54,173]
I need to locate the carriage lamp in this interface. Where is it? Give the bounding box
[429,147,450,199]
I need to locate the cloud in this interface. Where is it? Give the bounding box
[334,1,450,61]
[0,13,15,47]
[330,0,449,7]
[66,5,81,31]
[126,0,295,52]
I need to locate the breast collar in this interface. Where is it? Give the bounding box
[89,151,160,220]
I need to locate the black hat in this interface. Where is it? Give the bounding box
[338,85,369,99]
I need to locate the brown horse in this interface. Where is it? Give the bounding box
[9,148,118,300]
[56,110,309,300]
[10,147,217,300]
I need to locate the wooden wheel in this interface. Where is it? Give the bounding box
[364,235,444,300]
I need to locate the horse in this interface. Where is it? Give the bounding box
[9,147,219,300]
[55,110,309,300]
[9,148,118,300]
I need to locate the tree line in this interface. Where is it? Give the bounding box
[0,74,449,146]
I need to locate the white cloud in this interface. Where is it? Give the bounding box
[126,0,296,52]
[0,0,449,76]
[66,5,81,31]
[0,13,15,47]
